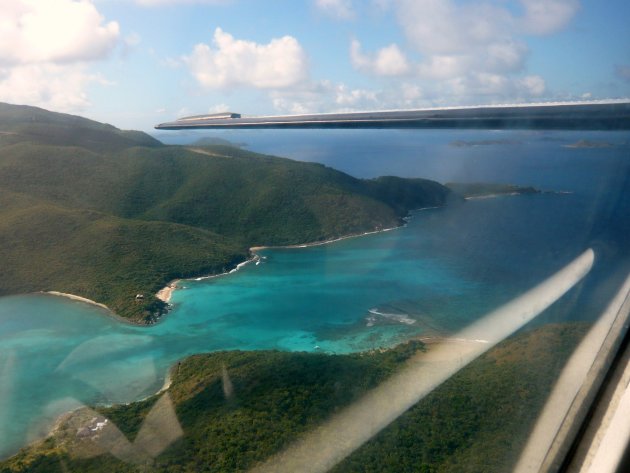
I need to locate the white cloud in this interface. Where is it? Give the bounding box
[207,103,232,113]
[270,81,333,114]
[268,0,571,111]
[348,0,574,104]
[394,0,515,56]
[484,40,528,73]
[271,96,313,115]
[350,40,410,76]
[184,28,308,89]
[334,84,378,107]
[401,83,422,102]
[417,54,471,80]
[518,75,546,96]
[519,0,580,35]
[125,32,142,48]
[160,57,182,69]
[368,0,530,98]
[0,0,119,66]
[315,0,355,20]
[390,0,577,73]
[0,64,105,112]
[394,0,522,67]
[371,0,393,12]
[444,72,546,102]
[0,0,120,113]
[270,80,381,114]
[270,80,429,114]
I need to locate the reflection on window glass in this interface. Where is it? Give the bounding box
[1,1,629,472]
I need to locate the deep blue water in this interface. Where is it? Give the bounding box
[0,129,628,458]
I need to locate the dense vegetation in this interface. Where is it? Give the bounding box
[333,323,584,473]
[0,323,587,472]
[0,103,454,321]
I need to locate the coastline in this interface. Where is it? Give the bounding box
[25,218,413,330]
[248,206,447,253]
[154,257,259,305]
[38,204,447,327]
[155,205,443,306]
[1,208,444,460]
[156,282,179,303]
[44,291,110,310]
[5,358,181,462]
[25,334,479,463]
[41,291,138,326]
[249,225,400,253]
[156,225,404,304]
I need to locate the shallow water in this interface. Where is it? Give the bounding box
[1,130,628,458]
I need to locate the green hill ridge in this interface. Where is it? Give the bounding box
[0,103,456,322]
[0,102,161,152]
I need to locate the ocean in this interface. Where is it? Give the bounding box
[0,129,628,458]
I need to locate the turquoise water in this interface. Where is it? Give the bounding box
[1,130,629,458]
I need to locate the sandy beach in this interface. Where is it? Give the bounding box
[45,291,110,310]
[156,282,179,303]
[249,224,401,253]
[156,226,403,301]
[156,207,441,305]
[42,291,142,326]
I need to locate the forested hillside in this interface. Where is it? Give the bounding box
[0,323,586,473]
[0,103,455,321]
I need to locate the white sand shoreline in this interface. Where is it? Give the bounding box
[156,282,179,303]
[155,206,442,305]
[249,205,442,253]
[40,291,141,326]
[156,227,400,304]
[44,291,110,310]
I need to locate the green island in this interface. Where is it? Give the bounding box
[0,323,587,473]
[445,182,541,199]
[0,102,456,322]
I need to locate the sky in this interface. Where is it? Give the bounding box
[0,0,629,131]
